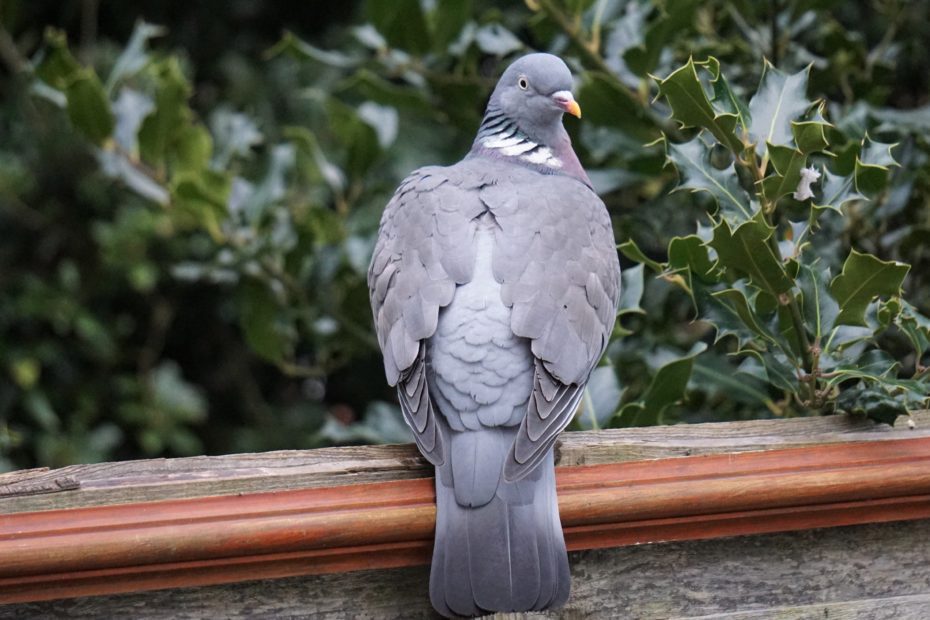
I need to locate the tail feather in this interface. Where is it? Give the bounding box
[430,448,569,617]
[540,453,571,608]
[439,485,476,616]
[503,481,544,610]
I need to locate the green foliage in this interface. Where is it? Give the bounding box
[636,51,929,423]
[2,0,930,469]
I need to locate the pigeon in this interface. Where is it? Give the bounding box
[368,53,621,617]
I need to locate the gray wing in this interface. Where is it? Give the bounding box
[477,172,621,481]
[368,166,487,465]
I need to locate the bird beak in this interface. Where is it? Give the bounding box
[551,90,581,118]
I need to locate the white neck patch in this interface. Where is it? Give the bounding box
[481,129,563,169]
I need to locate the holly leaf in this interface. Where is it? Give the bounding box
[771,294,804,357]
[703,57,751,135]
[798,263,839,341]
[748,61,811,154]
[35,29,114,145]
[653,58,743,152]
[668,235,717,283]
[615,264,646,337]
[138,58,192,170]
[894,300,930,357]
[618,239,664,273]
[791,103,831,154]
[614,343,707,427]
[823,350,899,387]
[171,169,230,239]
[618,264,645,316]
[855,135,899,194]
[760,143,806,203]
[712,286,780,346]
[173,124,213,173]
[830,250,910,327]
[738,351,798,393]
[813,166,864,213]
[34,28,82,90]
[709,214,793,295]
[691,355,774,409]
[836,382,908,426]
[65,69,114,145]
[822,325,873,363]
[667,139,754,223]
[694,282,773,350]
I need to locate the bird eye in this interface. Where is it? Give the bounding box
[518,77,528,90]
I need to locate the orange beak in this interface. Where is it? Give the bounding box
[552,91,582,118]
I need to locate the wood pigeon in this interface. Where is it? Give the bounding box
[368,53,621,617]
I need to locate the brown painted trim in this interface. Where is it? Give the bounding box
[2,436,929,603]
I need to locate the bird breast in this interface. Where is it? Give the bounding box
[426,213,534,433]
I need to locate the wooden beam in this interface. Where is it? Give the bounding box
[2,434,929,604]
[3,410,928,513]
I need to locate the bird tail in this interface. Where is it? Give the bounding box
[429,443,570,617]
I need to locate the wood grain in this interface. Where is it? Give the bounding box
[2,411,928,514]
[2,435,930,604]
[4,520,929,619]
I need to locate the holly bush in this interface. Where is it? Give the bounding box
[1,0,928,469]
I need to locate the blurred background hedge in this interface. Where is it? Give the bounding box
[1,0,928,471]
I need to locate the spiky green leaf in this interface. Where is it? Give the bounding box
[798,263,839,341]
[709,214,793,295]
[894,300,930,357]
[791,103,831,154]
[654,58,743,152]
[668,235,717,283]
[830,250,910,327]
[738,351,798,393]
[855,136,899,194]
[614,343,707,427]
[703,57,751,134]
[618,239,664,273]
[748,62,811,154]
[65,70,114,145]
[667,139,754,223]
[760,143,806,203]
[814,167,864,213]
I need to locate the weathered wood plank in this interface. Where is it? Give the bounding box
[684,593,930,620]
[3,520,927,619]
[5,436,930,605]
[2,411,927,513]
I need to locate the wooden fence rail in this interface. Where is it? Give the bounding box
[2,412,930,618]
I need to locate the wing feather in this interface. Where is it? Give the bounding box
[370,159,620,476]
[480,170,621,481]
[368,165,486,465]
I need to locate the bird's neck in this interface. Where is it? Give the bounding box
[468,110,591,187]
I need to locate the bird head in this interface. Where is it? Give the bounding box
[488,53,581,141]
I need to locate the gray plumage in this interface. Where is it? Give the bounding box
[368,53,620,617]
